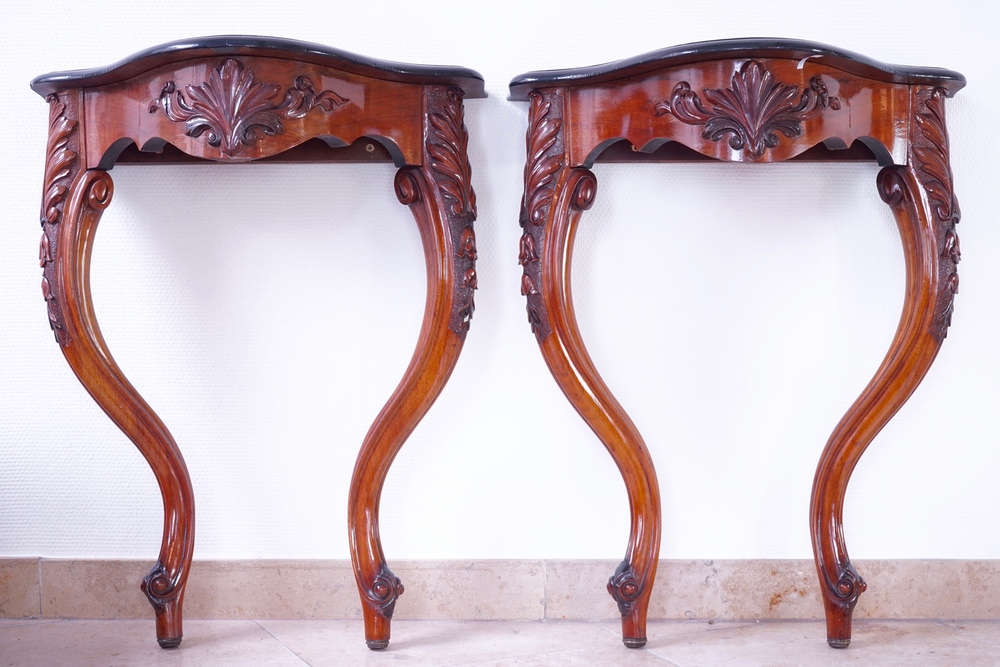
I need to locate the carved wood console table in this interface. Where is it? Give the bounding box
[510,39,964,649]
[32,36,484,650]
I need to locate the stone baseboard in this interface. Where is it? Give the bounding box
[2,559,998,620]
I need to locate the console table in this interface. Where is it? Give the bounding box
[510,39,964,649]
[32,36,484,650]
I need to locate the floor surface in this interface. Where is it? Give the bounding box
[2,618,999,666]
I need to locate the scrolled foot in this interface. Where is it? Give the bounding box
[367,639,390,650]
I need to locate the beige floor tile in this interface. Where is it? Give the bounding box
[0,620,305,667]
[629,619,1000,666]
[465,643,675,666]
[259,619,621,666]
[3,619,1000,666]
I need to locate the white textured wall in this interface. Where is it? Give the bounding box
[1,1,998,562]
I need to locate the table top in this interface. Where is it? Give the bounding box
[508,37,965,100]
[31,35,487,98]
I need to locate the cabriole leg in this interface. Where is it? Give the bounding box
[811,86,960,648]
[41,162,195,647]
[518,88,661,648]
[348,87,477,650]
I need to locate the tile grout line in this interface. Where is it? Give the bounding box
[254,620,314,666]
[542,559,548,621]
[934,620,1000,649]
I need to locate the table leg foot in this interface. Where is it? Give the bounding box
[157,636,183,649]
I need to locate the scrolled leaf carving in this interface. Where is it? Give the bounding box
[39,95,80,346]
[150,58,349,157]
[423,87,478,337]
[428,88,477,220]
[521,91,564,226]
[42,97,77,225]
[912,87,960,342]
[517,90,565,342]
[654,60,839,159]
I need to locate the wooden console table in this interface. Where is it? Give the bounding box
[32,36,484,650]
[510,39,964,649]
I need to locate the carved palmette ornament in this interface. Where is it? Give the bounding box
[149,58,349,157]
[426,87,478,336]
[655,60,839,159]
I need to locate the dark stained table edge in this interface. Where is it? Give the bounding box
[31,35,487,98]
[508,37,965,100]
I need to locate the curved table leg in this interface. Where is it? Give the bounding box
[811,87,960,649]
[348,150,475,648]
[42,166,195,648]
[518,89,661,648]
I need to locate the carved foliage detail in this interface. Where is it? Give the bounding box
[519,90,565,342]
[428,88,477,220]
[426,87,477,337]
[521,92,564,226]
[40,94,79,346]
[913,87,960,342]
[150,58,348,157]
[654,60,839,159]
[363,563,405,618]
[607,559,643,617]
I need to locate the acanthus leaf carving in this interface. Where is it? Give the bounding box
[518,90,565,342]
[654,60,839,159]
[150,58,349,157]
[40,94,79,346]
[42,98,77,225]
[912,87,960,342]
[428,88,477,220]
[521,92,563,226]
[424,87,477,337]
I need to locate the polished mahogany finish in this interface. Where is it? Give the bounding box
[33,36,484,650]
[510,38,964,649]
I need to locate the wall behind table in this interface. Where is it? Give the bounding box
[1,0,997,561]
